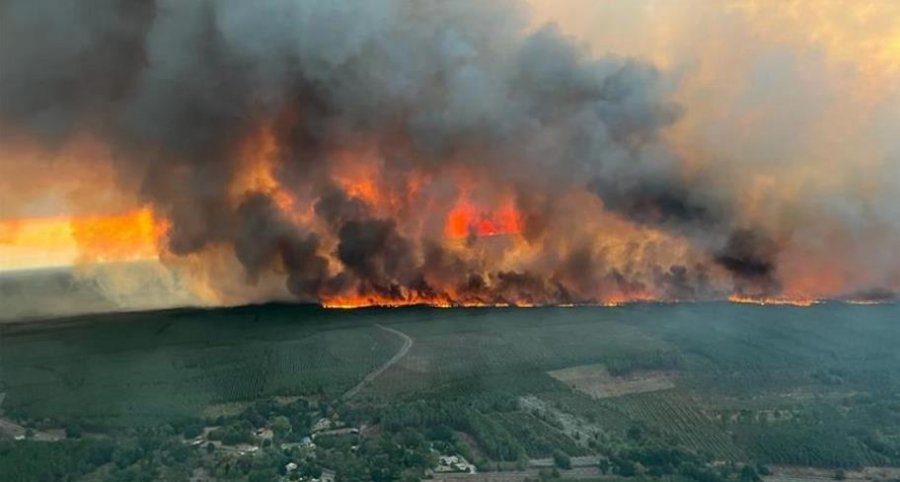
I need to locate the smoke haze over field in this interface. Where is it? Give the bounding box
[1,0,898,312]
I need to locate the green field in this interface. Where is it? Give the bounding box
[1,303,899,481]
[363,303,900,467]
[0,305,404,426]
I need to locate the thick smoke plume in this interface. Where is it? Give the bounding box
[1,0,897,307]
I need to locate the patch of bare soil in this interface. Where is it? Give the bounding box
[432,466,601,482]
[0,418,63,441]
[0,418,25,439]
[548,363,674,399]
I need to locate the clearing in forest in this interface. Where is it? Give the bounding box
[547,363,674,399]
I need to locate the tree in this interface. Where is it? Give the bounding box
[552,450,571,470]
[618,461,637,477]
[181,421,204,439]
[66,424,83,439]
[538,468,560,481]
[270,416,292,440]
[634,462,647,477]
[598,458,611,474]
[626,425,643,442]
[249,468,278,482]
[741,465,761,482]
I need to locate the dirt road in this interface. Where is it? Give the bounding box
[341,324,412,401]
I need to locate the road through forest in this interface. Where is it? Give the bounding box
[341,324,413,401]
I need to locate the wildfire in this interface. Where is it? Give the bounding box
[232,123,296,214]
[0,208,166,270]
[3,128,890,307]
[329,147,409,215]
[319,288,668,310]
[445,198,523,239]
[728,295,820,307]
[321,292,527,309]
[322,297,452,309]
[841,299,896,306]
[600,291,660,307]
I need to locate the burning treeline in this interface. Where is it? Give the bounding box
[1,0,897,308]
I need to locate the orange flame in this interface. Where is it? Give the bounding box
[728,295,820,307]
[445,198,523,238]
[4,122,893,308]
[232,123,296,213]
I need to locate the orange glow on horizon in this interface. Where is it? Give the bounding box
[70,208,166,264]
[0,208,165,271]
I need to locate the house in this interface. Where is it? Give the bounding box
[312,418,332,432]
[435,455,476,473]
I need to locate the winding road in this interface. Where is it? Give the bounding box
[341,324,413,401]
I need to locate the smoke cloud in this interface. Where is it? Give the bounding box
[1,0,897,308]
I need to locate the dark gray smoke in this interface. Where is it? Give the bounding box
[1,0,780,304]
[234,193,328,299]
[714,228,781,296]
